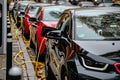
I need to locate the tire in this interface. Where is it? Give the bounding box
[61,71,68,80]
[22,25,30,40]
[21,28,24,36]
[24,30,30,40]
[16,16,21,29]
[30,39,35,51]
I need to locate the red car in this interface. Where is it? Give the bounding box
[29,5,79,62]
[23,3,54,39]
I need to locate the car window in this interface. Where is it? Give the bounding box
[42,6,78,21]
[18,3,28,11]
[28,6,39,14]
[104,0,113,3]
[56,13,72,39]
[57,13,69,30]
[75,11,120,40]
[78,2,95,7]
[61,17,70,38]
[43,8,62,21]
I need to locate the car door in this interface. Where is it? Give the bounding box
[49,12,73,77]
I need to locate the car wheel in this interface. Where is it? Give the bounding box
[61,71,68,80]
[30,39,35,51]
[22,26,30,40]
[21,27,24,36]
[45,50,49,79]
[25,30,30,40]
[16,16,21,29]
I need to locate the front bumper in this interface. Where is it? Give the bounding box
[75,59,120,80]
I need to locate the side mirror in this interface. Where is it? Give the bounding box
[46,30,61,39]
[41,27,71,46]
[29,17,40,22]
[29,17,37,22]
[47,30,71,46]
[20,11,25,15]
[41,27,57,37]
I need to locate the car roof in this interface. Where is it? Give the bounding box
[18,1,35,3]
[66,7,120,15]
[17,1,35,6]
[43,5,79,9]
[79,1,94,4]
[28,3,55,7]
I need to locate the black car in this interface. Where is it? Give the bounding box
[42,7,120,80]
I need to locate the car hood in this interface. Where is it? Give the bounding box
[41,21,58,28]
[73,40,120,55]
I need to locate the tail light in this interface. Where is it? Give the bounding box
[114,62,120,74]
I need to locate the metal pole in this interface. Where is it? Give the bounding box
[6,33,12,80]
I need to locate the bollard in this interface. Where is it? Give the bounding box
[7,25,11,34]
[7,18,10,22]
[7,21,10,25]
[9,66,22,80]
[6,33,12,80]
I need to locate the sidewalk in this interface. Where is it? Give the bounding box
[0,15,45,80]
[11,16,46,80]
[11,19,37,80]
[0,55,6,80]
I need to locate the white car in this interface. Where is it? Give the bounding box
[78,1,95,7]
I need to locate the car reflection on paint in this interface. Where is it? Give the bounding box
[42,7,120,80]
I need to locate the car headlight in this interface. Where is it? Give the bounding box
[81,57,109,71]
[114,62,120,74]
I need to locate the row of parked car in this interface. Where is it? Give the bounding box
[9,1,120,80]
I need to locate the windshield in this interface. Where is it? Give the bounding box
[28,6,39,14]
[75,11,120,40]
[104,0,113,3]
[18,4,27,11]
[43,7,63,21]
[80,2,95,7]
[43,6,78,21]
